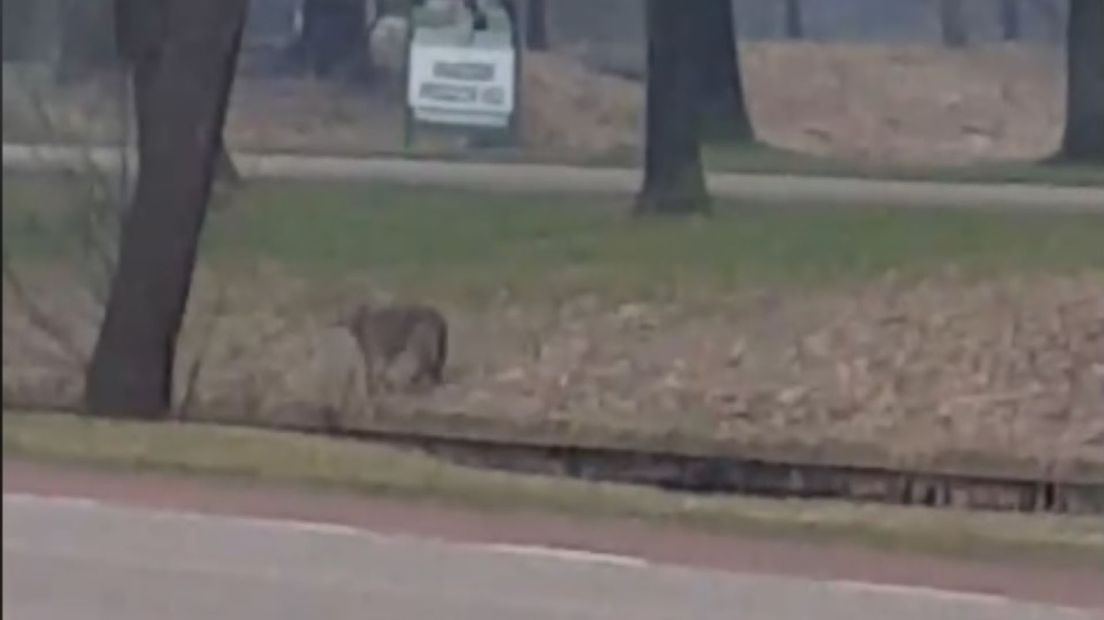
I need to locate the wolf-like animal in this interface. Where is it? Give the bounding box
[336,302,448,393]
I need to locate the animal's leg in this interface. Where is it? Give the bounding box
[358,342,381,396]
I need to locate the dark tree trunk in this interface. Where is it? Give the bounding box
[1060,0,1104,162]
[57,0,117,82]
[117,0,239,185]
[85,0,248,418]
[293,0,367,77]
[501,0,520,47]
[697,0,753,144]
[114,0,164,64]
[940,0,968,48]
[635,0,709,216]
[2,0,39,60]
[783,0,804,40]
[999,0,1021,41]
[525,0,549,50]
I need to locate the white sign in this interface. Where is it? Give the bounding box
[407,38,516,128]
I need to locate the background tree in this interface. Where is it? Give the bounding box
[85,0,249,418]
[1060,0,1104,162]
[57,0,117,82]
[696,0,754,143]
[783,0,804,40]
[291,0,369,77]
[635,0,709,216]
[999,0,1021,41]
[1030,0,1063,43]
[2,0,45,61]
[939,0,967,48]
[525,0,549,50]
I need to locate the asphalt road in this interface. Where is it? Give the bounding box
[4,495,1095,620]
[4,143,1104,213]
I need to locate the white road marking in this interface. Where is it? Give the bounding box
[3,492,102,510]
[475,543,649,568]
[830,580,1013,606]
[3,492,378,540]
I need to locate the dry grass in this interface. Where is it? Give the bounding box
[540,41,1069,165]
[521,52,642,156]
[5,411,1103,567]
[741,42,1065,165]
[50,268,1103,476]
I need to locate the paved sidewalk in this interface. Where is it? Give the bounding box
[5,143,1103,213]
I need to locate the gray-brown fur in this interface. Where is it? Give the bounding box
[336,302,448,393]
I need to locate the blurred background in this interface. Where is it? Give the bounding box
[1,0,1080,167]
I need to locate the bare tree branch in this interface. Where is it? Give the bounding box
[1,254,89,369]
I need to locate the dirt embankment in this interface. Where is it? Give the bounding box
[5,266,1102,474]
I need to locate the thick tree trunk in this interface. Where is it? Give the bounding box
[697,0,753,144]
[85,0,248,418]
[940,0,968,48]
[783,0,804,40]
[1060,0,1104,162]
[635,0,709,216]
[525,0,549,50]
[117,0,239,185]
[999,0,1021,41]
[114,0,163,64]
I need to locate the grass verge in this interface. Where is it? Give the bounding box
[702,143,1104,188]
[5,411,1103,570]
[211,142,1104,188]
[6,175,1104,300]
